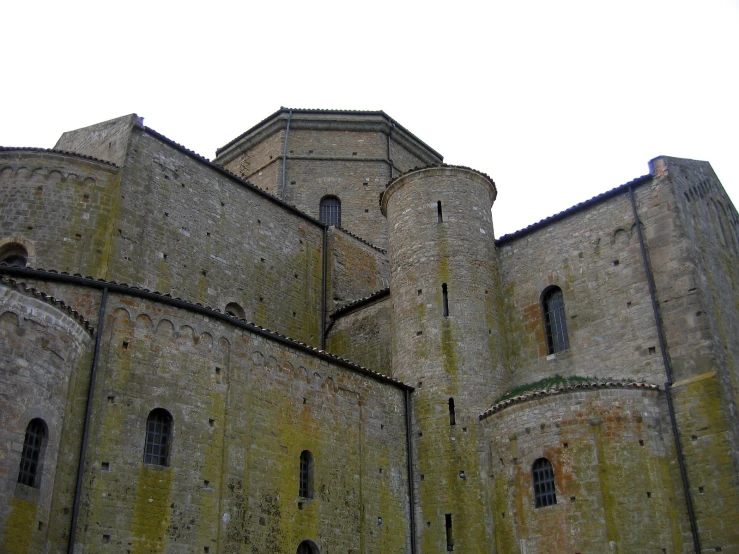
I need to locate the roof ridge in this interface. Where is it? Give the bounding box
[332,287,390,318]
[0,146,120,168]
[385,163,495,191]
[333,226,387,253]
[496,174,652,243]
[0,273,95,334]
[479,380,660,420]
[0,266,411,390]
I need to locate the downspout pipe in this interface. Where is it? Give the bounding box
[68,286,108,554]
[320,224,328,350]
[404,389,417,554]
[387,122,395,180]
[281,109,293,202]
[629,184,700,553]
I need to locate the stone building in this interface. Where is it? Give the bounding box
[0,108,738,553]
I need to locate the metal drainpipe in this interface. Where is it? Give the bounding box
[68,286,108,554]
[404,389,417,554]
[387,123,395,180]
[281,109,293,202]
[320,224,328,350]
[629,185,700,553]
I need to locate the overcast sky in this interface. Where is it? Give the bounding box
[2,0,737,238]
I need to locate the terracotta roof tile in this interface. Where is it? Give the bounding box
[479,381,660,420]
[0,266,411,390]
[0,146,120,168]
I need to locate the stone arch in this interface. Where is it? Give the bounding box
[319,195,341,227]
[224,302,245,319]
[155,319,175,338]
[217,337,230,355]
[0,310,20,330]
[135,314,152,334]
[296,539,320,554]
[298,366,309,382]
[47,169,65,184]
[612,228,629,247]
[281,360,294,374]
[112,307,131,327]
[199,332,214,350]
[323,377,337,393]
[178,325,195,345]
[0,237,35,264]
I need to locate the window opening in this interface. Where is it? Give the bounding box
[445,513,454,551]
[297,540,319,554]
[448,398,456,426]
[442,283,449,317]
[224,302,245,319]
[144,409,172,466]
[319,196,341,227]
[299,450,314,498]
[18,419,46,487]
[0,243,28,267]
[533,458,557,507]
[542,286,569,353]
[437,201,443,223]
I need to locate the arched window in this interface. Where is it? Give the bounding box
[0,243,28,268]
[297,540,319,554]
[18,418,47,488]
[542,286,569,354]
[319,196,341,227]
[532,458,556,508]
[299,450,314,498]
[144,409,173,466]
[224,302,245,319]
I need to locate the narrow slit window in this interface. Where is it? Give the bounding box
[299,450,314,498]
[533,458,557,508]
[542,286,569,353]
[445,513,454,551]
[442,283,449,317]
[437,201,443,223]
[18,418,47,488]
[448,398,456,426]
[319,196,341,227]
[144,409,173,466]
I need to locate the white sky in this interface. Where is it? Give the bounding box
[2,0,737,238]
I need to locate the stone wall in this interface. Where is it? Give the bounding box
[326,294,392,375]
[651,157,739,552]
[0,282,94,554]
[497,180,666,390]
[54,114,141,167]
[66,291,411,554]
[285,156,392,248]
[0,150,122,277]
[326,227,389,311]
[481,387,689,553]
[213,110,443,250]
[110,128,325,345]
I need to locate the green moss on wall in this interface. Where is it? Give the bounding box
[2,496,37,554]
[130,465,173,554]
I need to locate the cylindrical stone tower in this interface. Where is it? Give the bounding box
[381,166,503,551]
